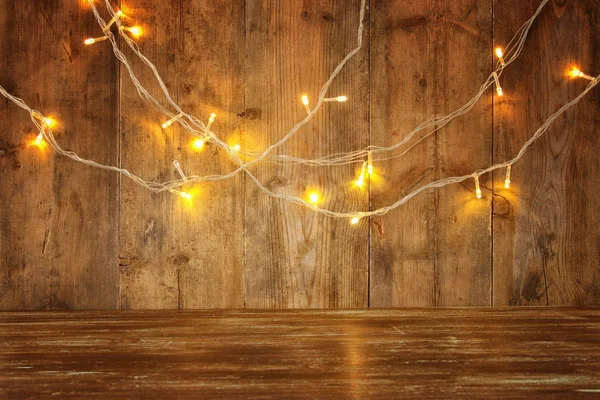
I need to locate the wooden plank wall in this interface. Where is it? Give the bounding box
[0,0,598,309]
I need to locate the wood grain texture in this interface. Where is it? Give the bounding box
[0,0,599,310]
[0,0,120,309]
[118,0,245,308]
[243,0,369,307]
[1,308,600,398]
[370,0,493,307]
[492,0,600,306]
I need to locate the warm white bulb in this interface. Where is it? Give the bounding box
[122,26,143,38]
[42,117,56,128]
[569,67,594,81]
[206,112,216,131]
[308,192,319,204]
[192,139,205,150]
[355,161,367,187]
[162,112,184,129]
[474,175,482,199]
[84,36,108,45]
[301,94,311,114]
[492,72,503,97]
[34,132,44,146]
[350,216,360,225]
[495,47,506,67]
[504,165,511,189]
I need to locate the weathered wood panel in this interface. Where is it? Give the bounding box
[243,0,369,307]
[370,0,493,307]
[492,0,600,306]
[2,308,600,398]
[0,0,120,309]
[0,0,598,310]
[118,0,245,308]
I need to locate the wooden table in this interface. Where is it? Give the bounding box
[1,308,599,398]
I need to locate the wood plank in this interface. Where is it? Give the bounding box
[1,308,599,398]
[244,1,369,307]
[370,0,493,306]
[118,0,245,308]
[493,0,600,306]
[0,0,119,309]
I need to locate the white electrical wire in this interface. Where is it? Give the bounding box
[0,0,597,221]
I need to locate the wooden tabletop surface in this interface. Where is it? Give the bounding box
[1,308,599,399]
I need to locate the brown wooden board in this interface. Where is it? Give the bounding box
[492,0,600,306]
[118,0,245,308]
[243,0,369,307]
[370,0,493,306]
[1,308,600,398]
[0,0,120,309]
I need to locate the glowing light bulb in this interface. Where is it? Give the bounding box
[355,161,367,187]
[308,192,319,204]
[206,113,216,131]
[231,144,241,152]
[350,216,360,225]
[495,47,505,67]
[84,36,109,45]
[121,26,143,38]
[169,188,192,200]
[474,175,482,199]
[570,67,583,78]
[569,66,594,81]
[504,165,511,189]
[192,139,205,150]
[301,94,311,114]
[42,117,56,128]
[324,95,348,102]
[162,112,184,129]
[367,151,373,175]
[492,72,503,97]
[34,132,44,146]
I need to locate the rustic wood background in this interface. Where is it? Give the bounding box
[3,309,600,397]
[0,0,598,309]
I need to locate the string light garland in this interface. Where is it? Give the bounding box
[0,0,598,227]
